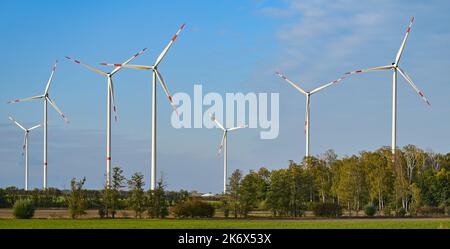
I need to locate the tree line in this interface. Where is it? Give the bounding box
[224,146,449,217]
[1,145,449,219]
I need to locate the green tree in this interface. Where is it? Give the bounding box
[335,156,368,215]
[239,171,259,217]
[266,168,291,216]
[67,177,87,219]
[100,166,125,218]
[227,169,242,218]
[362,149,394,211]
[256,167,271,203]
[127,172,146,218]
[148,177,169,218]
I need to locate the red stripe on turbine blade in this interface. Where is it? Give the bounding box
[107,157,111,160]
[180,23,186,30]
[113,106,116,112]
[74,60,81,64]
[15,100,20,102]
[44,162,47,166]
[65,56,71,59]
[168,96,173,102]
[171,34,178,41]
[419,92,424,97]
[407,27,411,33]
[100,63,107,65]
[114,64,122,67]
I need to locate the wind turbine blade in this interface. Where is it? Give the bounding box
[65,56,108,76]
[227,124,248,131]
[22,133,27,156]
[310,75,347,94]
[28,124,42,130]
[110,48,147,75]
[44,60,58,94]
[211,114,225,131]
[7,95,44,104]
[397,67,430,106]
[155,70,179,116]
[46,97,69,123]
[275,71,308,95]
[345,65,393,76]
[109,80,119,121]
[218,131,226,155]
[100,63,153,70]
[395,17,414,65]
[8,116,27,131]
[154,23,186,67]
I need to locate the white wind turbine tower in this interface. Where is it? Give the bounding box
[8,116,41,191]
[344,17,430,161]
[211,115,247,193]
[65,48,147,187]
[275,71,347,158]
[100,24,185,190]
[8,61,68,189]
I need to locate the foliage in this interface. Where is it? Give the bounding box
[147,178,169,218]
[239,171,260,217]
[364,204,377,217]
[172,198,215,218]
[226,169,242,218]
[12,199,35,219]
[67,177,87,219]
[99,166,125,218]
[127,172,146,218]
[312,202,342,217]
[396,207,407,217]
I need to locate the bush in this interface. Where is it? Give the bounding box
[416,206,445,216]
[312,202,342,218]
[364,205,377,217]
[13,199,35,219]
[396,207,407,217]
[98,208,106,218]
[172,199,215,218]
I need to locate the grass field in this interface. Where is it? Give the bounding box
[0,218,448,229]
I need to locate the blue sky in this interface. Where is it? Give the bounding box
[1,0,449,192]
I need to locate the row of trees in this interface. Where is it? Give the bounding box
[2,145,449,219]
[67,167,186,219]
[224,146,450,217]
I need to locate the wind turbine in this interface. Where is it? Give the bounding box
[8,116,41,191]
[344,17,430,161]
[275,71,347,158]
[65,48,147,187]
[100,24,185,190]
[211,115,247,193]
[8,61,68,189]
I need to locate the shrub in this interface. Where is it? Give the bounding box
[364,205,377,217]
[13,199,35,219]
[396,207,407,217]
[172,199,215,218]
[312,202,342,218]
[98,208,106,218]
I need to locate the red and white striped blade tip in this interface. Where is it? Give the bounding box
[172,23,186,41]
